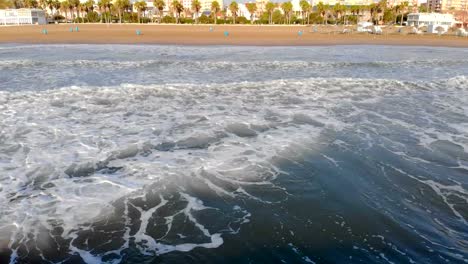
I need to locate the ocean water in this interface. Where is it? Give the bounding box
[0,44,467,264]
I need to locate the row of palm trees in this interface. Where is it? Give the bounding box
[3,0,414,25]
[227,0,412,25]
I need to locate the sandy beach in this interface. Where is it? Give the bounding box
[0,24,467,47]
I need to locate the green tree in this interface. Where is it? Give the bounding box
[52,0,61,15]
[114,0,130,23]
[316,1,328,24]
[418,4,427,12]
[265,1,275,24]
[382,8,394,23]
[153,0,165,23]
[272,9,282,24]
[83,0,94,22]
[192,0,201,23]
[211,0,220,24]
[333,3,345,24]
[245,2,257,24]
[171,0,183,23]
[0,0,13,8]
[45,0,54,15]
[24,0,38,8]
[369,3,378,24]
[61,0,70,21]
[68,0,80,21]
[134,1,146,23]
[377,0,387,24]
[299,0,310,24]
[229,1,238,24]
[281,1,292,24]
[98,0,111,23]
[399,1,408,25]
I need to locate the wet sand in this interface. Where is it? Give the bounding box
[0,24,467,47]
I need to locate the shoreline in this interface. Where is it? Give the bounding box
[1,24,467,47]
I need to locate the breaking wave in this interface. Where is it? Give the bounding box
[1,45,467,264]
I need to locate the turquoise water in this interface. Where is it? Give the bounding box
[0,45,467,264]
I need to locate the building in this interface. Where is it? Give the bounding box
[255,0,268,15]
[313,0,373,5]
[407,12,455,26]
[387,0,419,12]
[200,0,223,12]
[427,0,468,12]
[0,8,46,25]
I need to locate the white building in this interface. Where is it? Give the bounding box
[291,0,312,18]
[200,0,223,12]
[407,12,455,27]
[0,9,47,25]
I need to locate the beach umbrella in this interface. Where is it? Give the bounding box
[435,26,445,35]
[418,25,427,32]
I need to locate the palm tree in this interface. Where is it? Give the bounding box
[24,0,38,8]
[98,0,111,23]
[229,1,238,24]
[377,0,387,24]
[68,0,79,22]
[245,2,257,24]
[83,0,94,22]
[369,3,378,24]
[192,0,201,23]
[211,0,220,24]
[61,0,70,21]
[45,0,53,15]
[154,0,165,23]
[316,1,327,24]
[114,0,130,23]
[171,0,183,24]
[0,0,12,8]
[265,1,275,24]
[281,1,292,24]
[52,0,61,15]
[333,3,344,24]
[134,1,146,23]
[399,1,408,26]
[299,0,310,25]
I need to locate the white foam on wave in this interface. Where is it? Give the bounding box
[1,75,467,262]
[0,79,345,262]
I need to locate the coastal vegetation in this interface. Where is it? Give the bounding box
[4,0,425,25]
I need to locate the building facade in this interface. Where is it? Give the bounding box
[407,12,455,26]
[313,0,373,5]
[0,8,47,25]
[427,0,468,12]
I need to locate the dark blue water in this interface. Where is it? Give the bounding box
[0,45,467,264]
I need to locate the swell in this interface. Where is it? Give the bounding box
[2,58,468,71]
[1,76,467,263]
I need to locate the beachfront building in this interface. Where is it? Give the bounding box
[314,0,373,6]
[0,8,47,25]
[200,0,223,12]
[387,0,419,12]
[237,3,253,19]
[292,0,312,18]
[255,0,269,19]
[427,0,468,12]
[407,12,455,26]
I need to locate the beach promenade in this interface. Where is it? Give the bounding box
[1,24,468,47]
